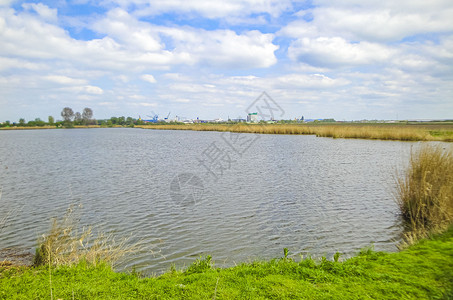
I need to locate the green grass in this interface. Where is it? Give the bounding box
[2,226,453,299]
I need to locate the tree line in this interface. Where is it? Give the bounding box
[0,107,95,128]
[0,107,147,128]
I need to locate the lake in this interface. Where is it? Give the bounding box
[0,128,416,274]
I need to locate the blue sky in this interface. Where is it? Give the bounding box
[1,0,452,121]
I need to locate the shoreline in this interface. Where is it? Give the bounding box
[2,123,453,142]
[2,226,452,298]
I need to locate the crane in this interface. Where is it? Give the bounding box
[146,111,159,123]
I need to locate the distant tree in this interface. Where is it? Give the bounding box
[34,118,46,127]
[61,107,75,127]
[48,116,54,124]
[61,107,74,122]
[82,108,93,125]
[110,117,118,125]
[19,118,26,126]
[74,112,82,125]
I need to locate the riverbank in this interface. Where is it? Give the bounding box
[2,123,453,142]
[138,123,453,142]
[0,125,102,130]
[1,226,452,299]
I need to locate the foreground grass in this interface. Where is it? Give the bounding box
[138,123,453,142]
[2,226,453,299]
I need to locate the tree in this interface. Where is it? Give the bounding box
[74,112,82,125]
[48,116,54,124]
[82,108,93,124]
[34,118,46,127]
[61,107,75,128]
[19,118,26,126]
[61,107,74,122]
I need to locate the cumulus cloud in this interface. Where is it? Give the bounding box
[92,8,162,52]
[45,75,87,85]
[1,1,452,121]
[312,6,453,42]
[282,1,453,42]
[141,74,156,83]
[21,3,57,22]
[159,27,278,68]
[91,9,279,69]
[105,0,293,20]
[288,37,395,68]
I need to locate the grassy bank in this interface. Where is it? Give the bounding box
[138,123,453,142]
[1,227,453,299]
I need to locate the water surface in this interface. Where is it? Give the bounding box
[0,128,416,273]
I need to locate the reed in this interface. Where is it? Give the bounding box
[396,145,453,243]
[33,205,140,268]
[138,123,453,142]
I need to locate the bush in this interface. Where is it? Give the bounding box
[396,145,453,241]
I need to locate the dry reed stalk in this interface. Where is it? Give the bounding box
[34,205,142,268]
[139,123,446,141]
[396,145,453,246]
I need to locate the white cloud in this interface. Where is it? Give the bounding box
[312,7,453,42]
[288,37,395,68]
[84,85,104,95]
[275,73,350,88]
[92,8,162,52]
[21,3,57,23]
[0,0,14,7]
[0,57,45,71]
[158,26,278,68]
[1,1,453,121]
[90,9,278,68]
[141,74,156,83]
[45,75,87,85]
[108,0,293,20]
[282,1,453,42]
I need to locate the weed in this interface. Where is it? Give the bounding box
[396,144,453,244]
[33,204,140,268]
[186,255,213,274]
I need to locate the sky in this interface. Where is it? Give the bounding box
[1,0,452,122]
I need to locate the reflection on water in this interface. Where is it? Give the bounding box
[0,128,416,274]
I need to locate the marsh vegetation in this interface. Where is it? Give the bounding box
[139,123,453,142]
[396,145,453,245]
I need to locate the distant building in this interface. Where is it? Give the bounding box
[247,113,258,123]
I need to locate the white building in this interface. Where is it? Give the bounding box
[247,113,258,122]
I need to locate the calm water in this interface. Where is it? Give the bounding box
[0,128,417,274]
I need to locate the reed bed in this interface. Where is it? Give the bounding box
[396,145,453,244]
[33,205,140,268]
[139,123,453,142]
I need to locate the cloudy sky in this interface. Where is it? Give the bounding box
[1,0,452,122]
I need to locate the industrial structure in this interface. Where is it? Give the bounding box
[247,113,258,123]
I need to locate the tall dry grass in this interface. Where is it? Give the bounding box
[138,123,451,141]
[396,145,453,244]
[33,205,140,268]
